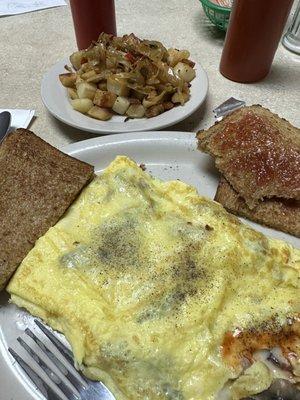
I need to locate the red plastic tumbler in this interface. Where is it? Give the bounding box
[69,0,117,50]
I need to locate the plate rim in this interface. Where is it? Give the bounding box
[41,58,208,135]
[61,130,196,154]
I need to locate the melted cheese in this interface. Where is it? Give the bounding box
[7,156,300,400]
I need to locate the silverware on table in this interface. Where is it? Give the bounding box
[0,111,11,142]
[9,319,114,400]
[213,97,245,121]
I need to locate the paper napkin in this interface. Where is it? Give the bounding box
[0,0,66,17]
[0,109,35,131]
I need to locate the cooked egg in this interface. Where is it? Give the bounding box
[7,156,300,400]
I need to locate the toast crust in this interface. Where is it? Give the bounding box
[215,177,300,237]
[0,129,95,290]
[197,105,300,209]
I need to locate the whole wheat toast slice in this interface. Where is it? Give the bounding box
[0,129,94,290]
[197,105,300,209]
[215,176,300,237]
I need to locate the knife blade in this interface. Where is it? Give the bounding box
[0,111,11,143]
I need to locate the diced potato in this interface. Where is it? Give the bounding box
[81,70,97,80]
[107,75,129,96]
[98,81,107,91]
[145,104,164,118]
[126,104,145,118]
[59,73,76,87]
[87,106,112,120]
[173,62,195,83]
[171,91,189,105]
[167,48,190,67]
[67,88,78,100]
[77,82,97,100]
[181,58,195,68]
[70,98,93,113]
[70,50,86,70]
[162,101,174,111]
[93,90,117,108]
[112,96,130,115]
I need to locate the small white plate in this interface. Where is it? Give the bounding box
[41,59,208,134]
[0,131,298,400]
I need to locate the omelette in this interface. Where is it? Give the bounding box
[7,156,300,400]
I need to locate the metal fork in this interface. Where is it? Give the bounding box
[8,319,114,400]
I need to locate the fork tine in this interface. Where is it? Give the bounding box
[25,328,87,392]
[34,320,89,384]
[17,337,80,400]
[33,321,115,399]
[8,348,62,400]
[35,320,75,364]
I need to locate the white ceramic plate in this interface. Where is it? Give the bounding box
[0,131,298,400]
[41,59,208,134]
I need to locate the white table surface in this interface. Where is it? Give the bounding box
[0,0,299,149]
